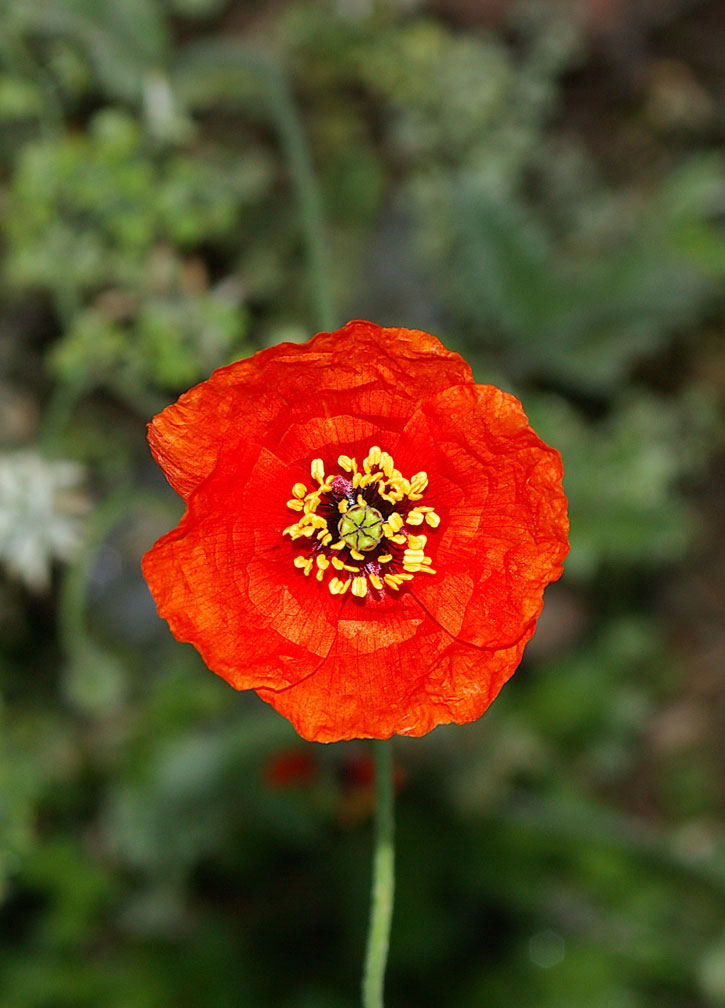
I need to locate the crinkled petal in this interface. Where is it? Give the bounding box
[143,322,569,742]
[148,321,472,499]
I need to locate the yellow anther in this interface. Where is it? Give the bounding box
[351,576,367,598]
[338,499,349,513]
[407,534,427,550]
[352,472,363,488]
[328,577,343,595]
[387,512,404,533]
[331,557,345,570]
[391,534,407,545]
[321,533,333,546]
[425,511,441,528]
[286,499,304,511]
[292,483,307,499]
[405,509,424,526]
[384,575,400,590]
[356,494,366,508]
[396,572,414,581]
[378,554,393,563]
[311,458,325,484]
[369,574,384,591]
[367,446,382,466]
[410,471,428,494]
[337,455,354,472]
[303,558,314,576]
[293,556,309,568]
[408,492,424,502]
[343,563,360,573]
[350,549,365,561]
[316,555,329,570]
[302,526,315,538]
[304,493,320,512]
[315,569,325,582]
[380,452,394,477]
[301,513,326,530]
[417,566,437,575]
[330,541,345,551]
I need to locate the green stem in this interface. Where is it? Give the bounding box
[362,740,395,1008]
[173,42,336,333]
[267,65,336,333]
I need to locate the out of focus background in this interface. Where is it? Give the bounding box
[1,1,724,1005]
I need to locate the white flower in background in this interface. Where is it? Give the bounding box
[0,451,89,590]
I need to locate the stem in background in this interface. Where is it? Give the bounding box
[174,42,337,334]
[362,740,396,1008]
[267,66,336,334]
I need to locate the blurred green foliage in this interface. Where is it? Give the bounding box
[0,1,723,1007]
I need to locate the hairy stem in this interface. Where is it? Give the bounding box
[362,740,396,1008]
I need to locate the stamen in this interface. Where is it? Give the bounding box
[286,445,441,597]
[410,471,428,495]
[387,512,404,533]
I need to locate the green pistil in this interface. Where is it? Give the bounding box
[338,504,384,553]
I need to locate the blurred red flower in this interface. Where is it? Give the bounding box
[264,748,317,789]
[142,321,569,742]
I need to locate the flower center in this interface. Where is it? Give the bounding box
[282,446,441,599]
[337,503,384,552]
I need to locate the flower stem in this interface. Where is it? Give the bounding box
[172,41,336,334]
[362,740,395,1008]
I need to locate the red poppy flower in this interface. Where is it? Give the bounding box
[142,320,569,743]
